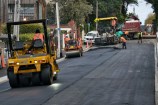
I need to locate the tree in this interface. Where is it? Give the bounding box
[46,0,139,33]
[145,0,158,32]
[145,13,155,25]
[49,0,93,24]
[48,0,93,36]
[85,0,138,28]
[46,2,56,25]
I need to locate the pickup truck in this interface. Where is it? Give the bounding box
[84,31,101,44]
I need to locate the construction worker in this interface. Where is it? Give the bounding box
[116,29,123,38]
[138,31,142,43]
[78,37,82,46]
[63,31,67,38]
[124,31,129,40]
[33,29,44,42]
[120,36,127,49]
[64,35,70,46]
[28,29,44,52]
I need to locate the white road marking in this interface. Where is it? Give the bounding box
[136,70,140,72]
[128,70,133,72]
[56,57,65,63]
[0,88,10,93]
[0,76,8,84]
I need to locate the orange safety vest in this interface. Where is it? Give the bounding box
[33,33,44,42]
[78,37,82,46]
[120,37,126,42]
[125,31,129,35]
[64,37,70,44]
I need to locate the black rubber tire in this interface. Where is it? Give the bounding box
[66,54,69,58]
[7,70,19,88]
[32,72,41,86]
[19,75,30,87]
[41,65,53,85]
[53,74,58,81]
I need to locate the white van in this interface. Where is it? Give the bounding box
[84,31,100,44]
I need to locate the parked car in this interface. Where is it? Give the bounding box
[84,31,100,44]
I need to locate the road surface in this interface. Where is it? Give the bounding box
[0,40,155,105]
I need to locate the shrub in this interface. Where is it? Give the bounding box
[2,24,43,34]
[20,24,43,33]
[19,33,34,41]
[2,24,9,34]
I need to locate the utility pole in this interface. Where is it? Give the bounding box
[13,0,20,41]
[133,7,135,15]
[96,0,98,31]
[56,2,61,58]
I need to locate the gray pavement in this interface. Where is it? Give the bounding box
[44,41,155,105]
[0,40,154,105]
[0,40,156,105]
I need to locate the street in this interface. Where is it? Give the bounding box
[0,40,155,105]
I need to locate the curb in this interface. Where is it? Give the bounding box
[155,42,158,105]
[0,76,8,84]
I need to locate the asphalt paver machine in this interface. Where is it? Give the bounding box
[94,17,119,45]
[7,19,59,88]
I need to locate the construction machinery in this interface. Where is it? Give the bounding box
[7,19,59,88]
[94,17,119,45]
[122,17,141,39]
[64,36,83,58]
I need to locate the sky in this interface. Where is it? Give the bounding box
[127,0,153,25]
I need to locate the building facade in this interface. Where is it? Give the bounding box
[0,0,46,23]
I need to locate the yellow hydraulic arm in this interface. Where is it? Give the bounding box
[94,17,117,22]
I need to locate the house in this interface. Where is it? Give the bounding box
[0,0,47,23]
[8,0,46,22]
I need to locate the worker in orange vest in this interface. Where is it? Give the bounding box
[120,36,127,49]
[124,31,129,39]
[64,35,70,45]
[28,29,44,52]
[33,29,44,42]
[78,37,82,46]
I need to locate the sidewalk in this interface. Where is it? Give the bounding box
[154,39,158,105]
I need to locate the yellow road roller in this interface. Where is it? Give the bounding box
[7,19,59,88]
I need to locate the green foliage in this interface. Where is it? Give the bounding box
[116,13,125,23]
[86,0,138,27]
[50,0,93,25]
[47,0,138,32]
[20,24,43,34]
[19,33,34,41]
[46,3,56,24]
[145,0,158,31]
[145,13,155,25]
[2,24,8,34]
[2,24,43,34]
